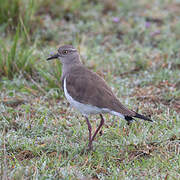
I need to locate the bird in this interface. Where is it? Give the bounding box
[47,45,152,150]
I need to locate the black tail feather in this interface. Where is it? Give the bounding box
[125,112,153,123]
[134,112,153,122]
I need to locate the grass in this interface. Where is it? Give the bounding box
[0,0,180,179]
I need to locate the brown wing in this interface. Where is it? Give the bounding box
[64,65,135,117]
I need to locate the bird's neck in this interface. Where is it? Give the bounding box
[62,58,81,78]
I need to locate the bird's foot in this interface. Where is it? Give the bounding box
[87,142,93,151]
[80,144,93,154]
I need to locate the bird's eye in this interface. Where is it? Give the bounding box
[63,50,68,54]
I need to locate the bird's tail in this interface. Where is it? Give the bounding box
[125,112,153,124]
[134,112,153,122]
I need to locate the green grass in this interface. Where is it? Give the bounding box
[0,27,37,79]
[0,0,180,179]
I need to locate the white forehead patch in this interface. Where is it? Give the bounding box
[69,48,76,51]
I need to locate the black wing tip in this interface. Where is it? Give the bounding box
[134,112,153,122]
[125,116,136,125]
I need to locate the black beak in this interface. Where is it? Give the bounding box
[47,53,59,60]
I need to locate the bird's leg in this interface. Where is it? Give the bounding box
[85,114,104,150]
[85,116,92,150]
[91,114,104,142]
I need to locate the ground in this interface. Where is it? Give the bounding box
[0,0,180,179]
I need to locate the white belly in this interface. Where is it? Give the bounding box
[63,77,124,119]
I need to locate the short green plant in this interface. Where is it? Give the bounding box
[0,0,37,37]
[0,27,37,79]
[37,60,62,90]
[0,0,19,31]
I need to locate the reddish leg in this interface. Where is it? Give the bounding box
[85,117,92,150]
[85,114,105,150]
[91,114,104,142]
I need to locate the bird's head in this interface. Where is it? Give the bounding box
[47,45,80,65]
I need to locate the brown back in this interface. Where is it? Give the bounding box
[62,65,136,117]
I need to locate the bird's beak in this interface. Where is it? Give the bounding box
[47,53,59,60]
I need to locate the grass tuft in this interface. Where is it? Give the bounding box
[0,27,38,79]
[0,0,37,35]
